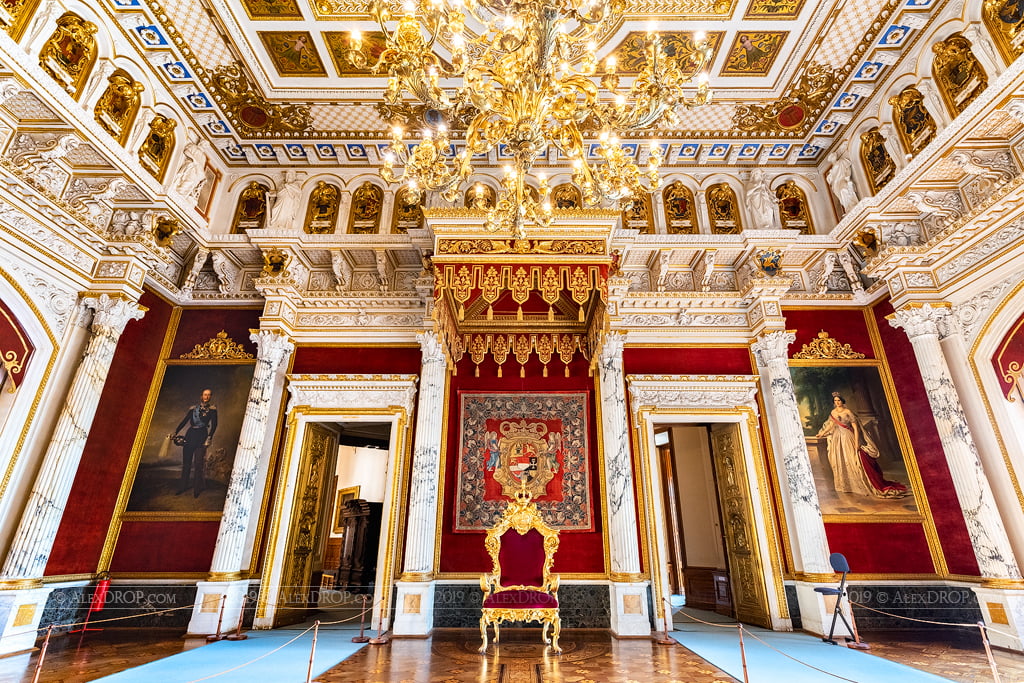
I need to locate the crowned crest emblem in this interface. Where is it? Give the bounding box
[486,419,559,498]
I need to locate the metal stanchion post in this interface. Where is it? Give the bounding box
[31,625,53,683]
[226,596,249,641]
[352,594,370,644]
[978,622,1002,683]
[306,620,320,683]
[207,595,227,642]
[737,625,750,683]
[370,600,390,645]
[654,598,675,645]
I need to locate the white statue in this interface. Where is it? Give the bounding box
[745,169,781,230]
[268,170,303,230]
[826,152,859,212]
[172,140,211,200]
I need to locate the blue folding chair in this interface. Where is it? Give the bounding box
[814,552,854,645]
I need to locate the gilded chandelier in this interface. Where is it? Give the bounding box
[348,0,713,237]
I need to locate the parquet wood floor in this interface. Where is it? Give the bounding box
[4,627,1024,682]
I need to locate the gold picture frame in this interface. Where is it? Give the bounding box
[332,485,361,534]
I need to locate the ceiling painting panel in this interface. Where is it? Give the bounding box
[720,31,788,76]
[241,0,304,19]
[257,31,329,76]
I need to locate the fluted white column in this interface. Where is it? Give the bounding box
[393,331,447,636]
[209,329,294,578]
[599,333,641,575]
[402,331,447,576]
[1,294,144,581]
[890,305,1021,580]
[751,331,832,575]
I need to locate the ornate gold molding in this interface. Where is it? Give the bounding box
[437,238,606,256]
[791,330,866,360]
[733,63,837,134]
[179,331,254,360]
[209,63,313,137]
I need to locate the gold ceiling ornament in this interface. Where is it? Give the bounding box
[791,330,866,360]
[734,63,836,133]
[152,215,181,247]
[180,331,255,360]
[853,228,879,258]
[261,247,292,276]
[346,1,713,239]
[209,63,312,137]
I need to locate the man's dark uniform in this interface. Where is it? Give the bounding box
[173,401,217,497]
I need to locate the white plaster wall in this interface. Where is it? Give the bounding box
[331,444,389,539]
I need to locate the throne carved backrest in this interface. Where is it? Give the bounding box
[483,489,559,591]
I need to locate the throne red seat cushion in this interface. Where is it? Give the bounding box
[483,589,558,609]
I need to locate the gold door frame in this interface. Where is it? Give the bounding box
[628,375,788,632]
[254,374,416,632]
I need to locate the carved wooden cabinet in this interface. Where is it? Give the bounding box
[335,499,383,591]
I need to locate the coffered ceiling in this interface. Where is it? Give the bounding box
[117,0,940,167]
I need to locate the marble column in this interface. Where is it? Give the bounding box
[890,304,1024,650]
[890,306,1020,578]
[599,333,651,635]
[752,331,840,636]
[0,294,144,654]
[393,331,447,636]
[187,329,294,635]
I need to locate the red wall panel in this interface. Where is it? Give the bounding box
[47,291,172,575]
[622,346,753,375]
[291,346,422,375]
[108,521,220,573]
[438,354,605,574]
[824,523,935,574]
[784,308,875,359]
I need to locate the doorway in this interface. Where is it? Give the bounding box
[315,423,392,621]
[657,425,733,618]
[629,375,786,632]
[254,374,416,632]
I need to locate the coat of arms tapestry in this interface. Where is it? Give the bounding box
[455,392,593,531]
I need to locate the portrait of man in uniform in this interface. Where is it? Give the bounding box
[126,363,254,514]
[171,388,218,498]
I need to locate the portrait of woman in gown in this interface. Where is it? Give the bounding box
[816,392,908,498]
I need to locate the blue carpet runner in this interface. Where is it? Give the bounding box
[672,616,954,683]
[94,626,365,683]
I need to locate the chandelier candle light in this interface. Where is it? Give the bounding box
[347,0,713,237]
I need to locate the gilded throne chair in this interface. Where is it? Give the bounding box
[479,487,561,653]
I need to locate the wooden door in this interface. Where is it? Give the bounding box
[709,423,771,628]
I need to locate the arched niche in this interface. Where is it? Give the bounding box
[38,11,97,100]
[2,0,42,42]
[348,181,384,234]
[231,180,270,233]
[94,68,144,146]
[888,86,937,157]
[662,181,697,234]
[550,183,582,210]
[984,0,1024,66]
[774,180,814,234]
[465,183,496,209]
[304,180,341,234]
[392,186,424,233]
[622,193,654,233]
[859,127,897,195]
[932,33,989,117]
[706,183,742,234]
[137,113,176,182]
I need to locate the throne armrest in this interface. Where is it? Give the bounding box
[543,573,560,596]
[480,572,497,596]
